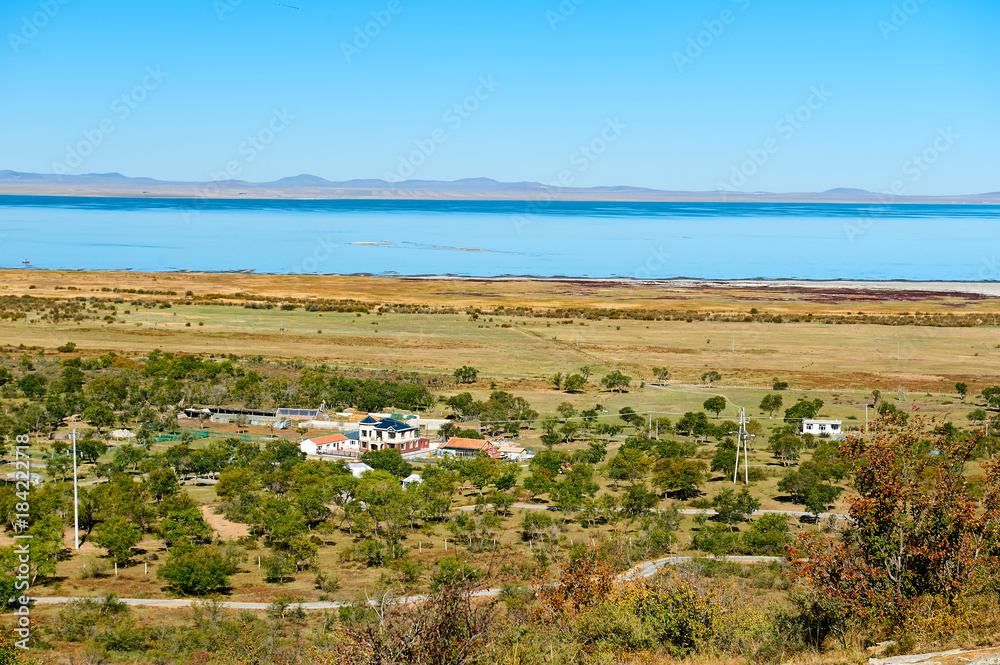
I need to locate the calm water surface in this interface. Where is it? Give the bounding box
[0,197,997,280]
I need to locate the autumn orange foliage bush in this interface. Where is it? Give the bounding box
[789,413,1000,640]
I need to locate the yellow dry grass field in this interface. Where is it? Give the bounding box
[1,271,999,393]
[4,269,1000,314]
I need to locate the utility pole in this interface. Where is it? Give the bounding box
[733,407,749,484]
[732,335,735,353]
[280,320,283,336]
[865,404,869,431]
[73,427,80,549]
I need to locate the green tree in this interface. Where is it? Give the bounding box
[361,449,413,479]
[144,468,180,503]
[522,472,551,501]
[215,467,260,499]
[605,448,647,488]
[600,370,631,393]
[83,402,115,433]
[651,458,706,499]
[712,488,760,524]
[703,396,727,419]
[621,482,659,514]
[157,508,212,548]
[741,513,789,556]
[453,366,479,384]
[618,406,645,430]
[479,390,536,436]
[982,386,1000,410]
[563,374,587,393]
[784,398,824,423]
[158,545,235,595]
[437,421,460,442]
[77,438,108,464]
[18,514,66,583]
[969,409,989,425]
[956,382,968,400]
[651,367,671,384]
[17,373,47,398]
[556,402,576,420]
[700,371,721,386]
[770,430,803,466]
[47,453,73,482]
[778,462,841,515]
[759,393,783,417]
[112,444,147,472]
[445,393,482,419]
[675,411,710,440]
[95,517,142,565]
[711,439,737,477]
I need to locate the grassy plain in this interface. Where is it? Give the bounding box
[2,270,1000,394]
[4,270,1000,606]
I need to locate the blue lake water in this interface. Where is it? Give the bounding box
[0,196,998,280]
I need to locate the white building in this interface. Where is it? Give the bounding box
[358,416,425,452]
[402,474,423,489]
[497,445,534,462]
[299,433,350,456]
[801,419,842,436]
[299,416,427,457]
[346,462,375,478]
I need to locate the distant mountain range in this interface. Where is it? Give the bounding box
[0,170,997,203]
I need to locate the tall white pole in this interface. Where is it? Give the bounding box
[73,427,80,549]
[734,407,749,485]
[743,408,749,485]
[733,428,740,483]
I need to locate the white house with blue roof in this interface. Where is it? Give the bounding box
[358,415,427,453]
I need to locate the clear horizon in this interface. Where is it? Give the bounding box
[2,0,997,195]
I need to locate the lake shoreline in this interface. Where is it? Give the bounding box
[5,268,1000,297]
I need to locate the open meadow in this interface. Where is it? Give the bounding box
[2,270,1000,663]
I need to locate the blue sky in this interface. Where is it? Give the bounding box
[1,0,997,194]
